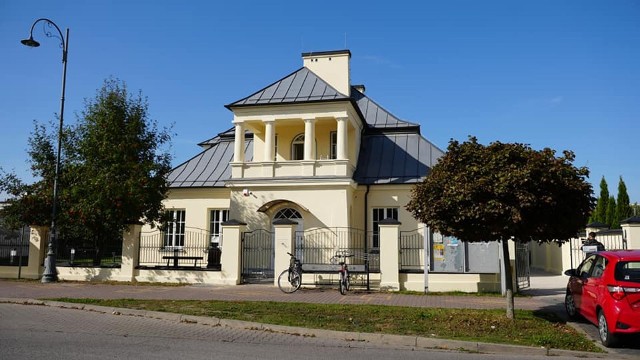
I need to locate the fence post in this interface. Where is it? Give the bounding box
[221,219,246,285]
[621,216,640,249]
[273,219,297,287]
[120,223,142,282]
[379,218,401,291]
[25,226,48,279]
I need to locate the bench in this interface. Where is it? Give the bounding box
[301,264,367,273]
[162,255,203,268]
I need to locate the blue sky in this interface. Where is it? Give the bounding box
[1,1,639,203]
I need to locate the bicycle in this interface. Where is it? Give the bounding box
[332,250,354,295]
[277,252,302,293]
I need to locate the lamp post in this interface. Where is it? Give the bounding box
[21,18,69,283]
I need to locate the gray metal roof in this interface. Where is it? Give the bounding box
[353,133,443,184]
[351,87,419,130]
[168,135,253,188]
[226,67,349,107]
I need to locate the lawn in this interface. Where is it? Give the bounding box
[50,297,601,353]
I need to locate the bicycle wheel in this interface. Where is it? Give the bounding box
[345,272,350,291]
[278,269,301,293]
[339,272,346,295]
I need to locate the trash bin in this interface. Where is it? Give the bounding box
[207,243,222,270]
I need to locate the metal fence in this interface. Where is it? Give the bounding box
[138,228,211,269]
[0,227,30,267]
[295,227,379,273]
[55,243,123,267]
[399,229,424,272]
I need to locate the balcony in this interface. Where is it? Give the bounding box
[231,159,354,179]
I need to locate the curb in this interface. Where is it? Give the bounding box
[0,298,626,359]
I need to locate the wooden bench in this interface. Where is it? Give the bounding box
[162,255,203,268]
[301,264,367,273]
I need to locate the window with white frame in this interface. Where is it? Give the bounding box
[209,209,229,245]
[372,208,398,249]
[291,133,304,160]
[164,210,185,248]
[329,131,337,159]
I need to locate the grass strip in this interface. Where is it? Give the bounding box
[48,298,601,353]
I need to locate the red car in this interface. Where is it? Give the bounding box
[564,250,640,347]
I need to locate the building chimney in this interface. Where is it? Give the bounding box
[302,50,351,96]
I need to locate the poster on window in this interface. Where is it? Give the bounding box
[431,234,464,272]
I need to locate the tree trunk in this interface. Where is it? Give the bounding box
[501,239,515,319]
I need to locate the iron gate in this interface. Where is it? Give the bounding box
[515,242,530,291]
[241,229,274,283]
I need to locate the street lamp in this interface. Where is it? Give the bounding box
[21,18,69,283]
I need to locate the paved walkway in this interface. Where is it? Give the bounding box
[0,275,565,312]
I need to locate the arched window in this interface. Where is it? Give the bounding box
[274,208,302,221]
[291,134,304,160]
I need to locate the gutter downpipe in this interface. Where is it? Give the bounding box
[364,184,371,291]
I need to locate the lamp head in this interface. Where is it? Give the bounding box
[21,37,40,47]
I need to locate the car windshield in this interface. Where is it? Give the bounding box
[615,261,640,283]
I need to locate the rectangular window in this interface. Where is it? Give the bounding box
[330,131,337,159]
[209,209,229,245]
[372,208,398,249]
[164,210,185,248]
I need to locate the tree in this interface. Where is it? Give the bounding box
[1,78,172,264]
[65,78,172,262]
[406,137,594,319]
[616,177,632,224]
[593,177,609,224]
[606,196,617,229]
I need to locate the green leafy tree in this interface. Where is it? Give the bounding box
[0,121,67,229]
[606,196,617,229]
[406,137,594,319]
[65,78,172,261]
[592,177,609,224]
[616,177,632,223]
[1,78,172,264]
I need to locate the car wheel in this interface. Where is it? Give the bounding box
[564,291,578,319]
[598,310,618,348]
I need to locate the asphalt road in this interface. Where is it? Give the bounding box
[0,303,618,360]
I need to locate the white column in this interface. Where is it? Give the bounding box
[220,220,247,285]
[304,118,315,160]
[379,219,401,291]
[233,123,245,162]
[119,224,142,282]
[273,219,297,287]
[336,117,348,160]
[264,120,275,161]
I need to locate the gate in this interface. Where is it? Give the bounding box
[569,229,626,269]
[241,229,274,283]
[515,242,530,291]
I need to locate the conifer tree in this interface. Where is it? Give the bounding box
[606,196,617,229]
[593,177,609,223]
[616,176,632,223]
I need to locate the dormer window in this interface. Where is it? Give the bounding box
[291,134,304,160]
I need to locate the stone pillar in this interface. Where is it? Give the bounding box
[379,218,401,291]
[303,118,315,160]
[621,216,640,250]
[25,226,48,279]
[336,117,348,160]
[233,123,245,162]
[273,219,297,287]
[119,223,142,282]
[221,220,246,285]
[264,119,275,161]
